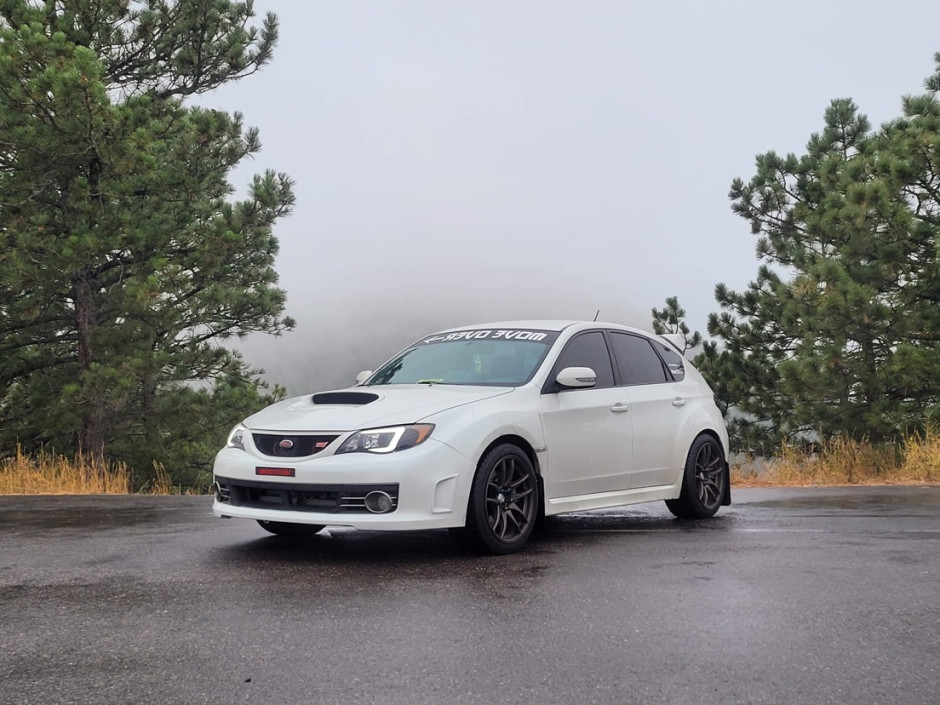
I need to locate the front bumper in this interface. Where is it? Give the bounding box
[212,438,474,531]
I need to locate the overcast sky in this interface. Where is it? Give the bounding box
[200,0,940,392]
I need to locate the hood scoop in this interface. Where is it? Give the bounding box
[311,391,379,406]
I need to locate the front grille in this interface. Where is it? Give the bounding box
[252,433,339,457]
[215,478,398,514]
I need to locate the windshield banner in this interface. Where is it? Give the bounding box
[420,329,559,345]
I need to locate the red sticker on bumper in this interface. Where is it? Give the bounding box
[256,467,295,477]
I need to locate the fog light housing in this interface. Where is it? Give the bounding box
[364,491,394,514]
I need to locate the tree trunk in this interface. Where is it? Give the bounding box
[74,271,106,461]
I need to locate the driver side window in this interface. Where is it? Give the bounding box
[550,331,615,389]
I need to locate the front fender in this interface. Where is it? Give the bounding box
[422,395,545,468]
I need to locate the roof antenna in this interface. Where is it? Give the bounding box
[593,309,600,322]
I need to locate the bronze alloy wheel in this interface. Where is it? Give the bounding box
[665,434,726,520]
[693,438,725,511]
[462,444,539,554]
[484,453,537,543]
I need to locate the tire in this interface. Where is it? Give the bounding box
[461,444,539,555]
[257,520,325,537]
[665,434,727,519]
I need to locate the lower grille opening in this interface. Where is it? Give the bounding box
[215,478,399,515]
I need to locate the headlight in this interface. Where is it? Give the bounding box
[336,424,434,454]
[226,424,247,451]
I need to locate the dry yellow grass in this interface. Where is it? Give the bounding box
[732,429,940,487]
[141,461,176,494]
[899,427,940,483]
[3,430,939,494]
[0,445,131,494]
[0,447,190,495]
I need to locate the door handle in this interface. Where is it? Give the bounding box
[610,403,630,413]
[672,397,686,407]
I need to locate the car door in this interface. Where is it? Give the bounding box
[608,332,685,488]
[539,331,633,498]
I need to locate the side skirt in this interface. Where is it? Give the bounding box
[544,483,681,516]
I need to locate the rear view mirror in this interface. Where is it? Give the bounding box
[355,370,373,385]
[555,366,597,389]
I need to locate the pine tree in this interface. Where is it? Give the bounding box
[0,1,294,484]
[651,296,702,354]
[708,59,940,452]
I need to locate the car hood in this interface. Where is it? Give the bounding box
[243,385,514,432]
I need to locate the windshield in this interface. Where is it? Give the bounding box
[367,328,559,386]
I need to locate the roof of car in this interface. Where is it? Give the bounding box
[442,320,653,335]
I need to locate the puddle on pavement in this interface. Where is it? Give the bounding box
[734,487,940,518]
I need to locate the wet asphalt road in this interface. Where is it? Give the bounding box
[0,488,938,705]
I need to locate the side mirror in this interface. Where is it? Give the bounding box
[555,366,597,389]
[355,370,373,385]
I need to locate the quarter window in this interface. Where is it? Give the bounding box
[655,342,686,381]
[609,332,668,385]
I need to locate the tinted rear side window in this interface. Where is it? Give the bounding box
[655,342,686,381]
[609,332,668,385]
[550,331,615,389]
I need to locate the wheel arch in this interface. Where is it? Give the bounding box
[478,433,541,475]
[474,434,546,521]
[457,434,543,554]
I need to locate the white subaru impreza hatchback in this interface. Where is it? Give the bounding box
[212,320,730,554]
